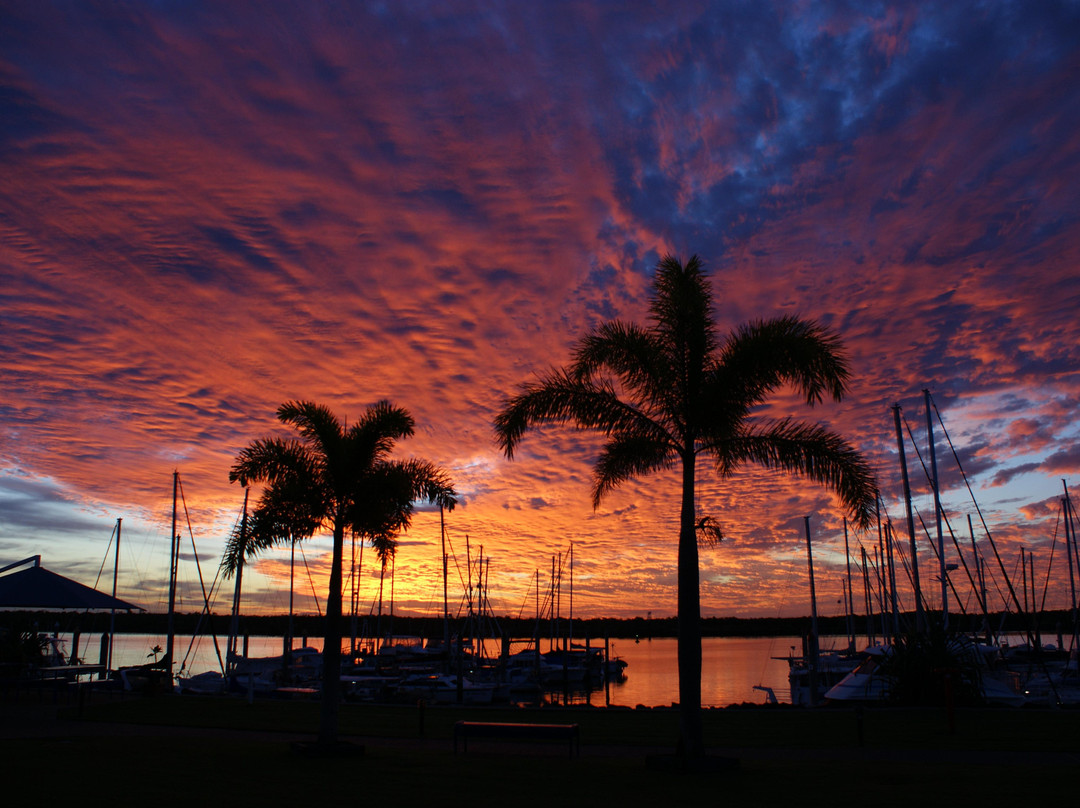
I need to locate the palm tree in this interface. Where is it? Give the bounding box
[370,530,396,633]
[230,400,456,748]
[494,255,877,761]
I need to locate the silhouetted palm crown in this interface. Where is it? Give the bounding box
[230,401,455,553]
[495,255,876,532]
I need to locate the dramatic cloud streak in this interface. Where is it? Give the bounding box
[2,1,1078,619]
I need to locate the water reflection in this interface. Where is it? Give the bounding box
[607,636,799,707]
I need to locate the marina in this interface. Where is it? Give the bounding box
[22,629,1076,708]
[40,631,801,707]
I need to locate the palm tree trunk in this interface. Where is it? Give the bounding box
[318,519,345,746]
[677,449,704,759]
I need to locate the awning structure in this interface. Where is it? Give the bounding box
[0,556,143,612]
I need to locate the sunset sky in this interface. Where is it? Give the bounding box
[2,2,1079,622]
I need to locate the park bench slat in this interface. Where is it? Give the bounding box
[453,720,580,757]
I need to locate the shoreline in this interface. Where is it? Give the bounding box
[6,608,1074,641]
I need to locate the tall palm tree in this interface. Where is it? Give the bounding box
[370,530,396,633]
[494,255,877,761]
[230,400,456,748]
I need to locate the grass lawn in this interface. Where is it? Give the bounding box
[4,691,1077,806]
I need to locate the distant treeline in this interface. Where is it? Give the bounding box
[5,609,1078,643]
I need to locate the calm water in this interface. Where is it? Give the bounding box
[67,632,825,706]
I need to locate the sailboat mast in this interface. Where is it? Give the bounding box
[1030,552,1039,647]
[347,533,356,652]
[288,536,296,656]
[969,515,991,644]
[875,500,888,641]
[108,517,121,672]
[549,554,556,652]
[803,517,820,706]
[893,404,926,632]
[568,541,573,651]
[924,390,947,628]
[886,521,900,639]
[861,546,875,646]
[556,551,563,651]
[843,518,854,651]
[1021,546,1029,614]
[441,504,449,656]
[349,531,356,654]
[466,534,473,618]
[227,489,248,672]
[1062,482,1079,652]
[166,470,179,675]
[477,546,486,661]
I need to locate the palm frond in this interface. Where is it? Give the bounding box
[707,418,878,530]
[221,472,328,579]
[717,316,851,407]
[369,531,397,567]
[692,377,754,446]
[343,458,457,538]
[394,458,458,511]
[219,508,282,578]
[277,401,345,458]
[695,515,725,547]
[494,369,674,459]
[219,522,253,579]
[650,254,718,385]
[572,319,663,392]
[349,400,416,464]
[255,473,326,536]
[228,437,316,487]
[650,256,715,344]
[592,431,678,507]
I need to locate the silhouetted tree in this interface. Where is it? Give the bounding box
[230,400,456,748]
[494,255,877,761]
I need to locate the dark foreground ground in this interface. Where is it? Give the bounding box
[3,683,1077,807]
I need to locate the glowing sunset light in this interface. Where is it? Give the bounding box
[2,2,1079,622]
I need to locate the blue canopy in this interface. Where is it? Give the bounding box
[0,556,142,611]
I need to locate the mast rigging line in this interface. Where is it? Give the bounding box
[1038,505,1061,613]
[901,411,985,616]
[176,474,226,675]
[918,395,1050,691]
[912,505,969,619]
[881,513,914,612]
[928,393,1027,618]
[440,524,470,601]
[92,519,120,592]
[297,541,323,617]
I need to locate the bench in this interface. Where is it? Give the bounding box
[453,721,580,758]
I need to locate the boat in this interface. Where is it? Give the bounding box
[374,636,443,670]
[502,648,565,687]
[604,655,628,681]
[541,646,603,685]
[1019,648,1080,706]
[820,646,891,702]
[395,673,496,704]
[228,646,322,694]
[823,638,1027,706]
[784,646,864,706]
[116,657,172,692]
[176,670,228,695]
